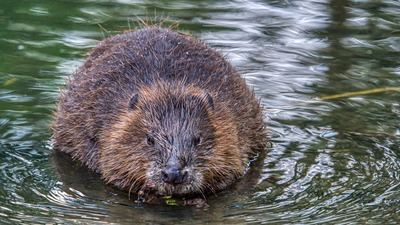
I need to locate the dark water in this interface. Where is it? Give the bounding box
[1,0,399,224]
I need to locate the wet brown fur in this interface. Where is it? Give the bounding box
[52,26,267,196]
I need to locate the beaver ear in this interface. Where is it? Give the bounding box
[205,92,214,110]
[128,93,139,110]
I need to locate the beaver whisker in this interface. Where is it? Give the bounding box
[202,182,217,196]
[195,183,207,201]
[128,174,146,199]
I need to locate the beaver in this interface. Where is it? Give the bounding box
[52,27,267,198]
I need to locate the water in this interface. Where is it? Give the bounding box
[1,0,399,224]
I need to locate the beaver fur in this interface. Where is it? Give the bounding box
[52,27,267,196]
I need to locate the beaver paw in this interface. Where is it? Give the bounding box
[183,198,209,208]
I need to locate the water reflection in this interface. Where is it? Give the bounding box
[0,0,399,224]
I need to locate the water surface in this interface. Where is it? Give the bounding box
[1,0,400,224]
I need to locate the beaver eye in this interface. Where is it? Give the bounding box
[146,135,155,146]
[192,136,201,147]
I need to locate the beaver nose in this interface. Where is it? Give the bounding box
[161,166,188,185]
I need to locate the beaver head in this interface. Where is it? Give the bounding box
[99,80,245,196]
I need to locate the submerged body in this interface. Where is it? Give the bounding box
[52,27,266,196]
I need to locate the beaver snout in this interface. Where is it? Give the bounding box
[161,165,188,185]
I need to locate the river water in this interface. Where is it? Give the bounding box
[0,0,399,224]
